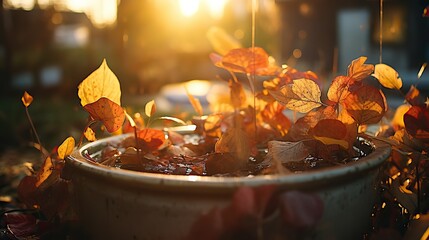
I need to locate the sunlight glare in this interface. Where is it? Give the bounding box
[206,0,227,20]
[185,80,211,97]
[179,0,200,17]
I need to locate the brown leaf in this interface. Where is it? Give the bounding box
[405,85,425,106]
[215,116,250,164]
[84,97,125,133]
[347,56,374,81]
[21,91,33,107]
[312,119,349,149]
[344,85,387,125]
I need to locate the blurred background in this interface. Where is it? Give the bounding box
[0,0,428,150]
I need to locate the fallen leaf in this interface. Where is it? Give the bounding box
[312,119,349,149]
[215,116,250,163]
[344,85,387,125]
[260,101,291,136]
[265,140,310,164]
[145,100,156,117]
[84,97,125,133]
[270,78,322,113]
[84,127,97,142]
[78,59,121,106]
[137,128,166,152]
[347,56,374,81]
[21,91,33,107]
[57,137,75,159]
[373,63,402,90]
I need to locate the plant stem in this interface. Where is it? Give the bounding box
[134,126,141,162]
[25,107,44,157]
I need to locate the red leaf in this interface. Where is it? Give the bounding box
[84,97,125,133]
[220,47,270,74]
[5,212,38,238]
[404,105,429,143]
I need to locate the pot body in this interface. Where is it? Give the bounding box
[66,135,390,240]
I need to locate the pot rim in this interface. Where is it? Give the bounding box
[66,134,391,188]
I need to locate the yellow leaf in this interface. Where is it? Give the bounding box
[145,100,156,117]
[78,59,121,106]
[57,137,75,159]
[373,64,402,90]
[35,156,52,187]
[270,78,322,113]
[347,56,374,81]
[314,136,349,149]
[185,87,204,116]
[392,104,411,129]
[84,127,97,142]
[21,91,33,107]
[206,26,242,56]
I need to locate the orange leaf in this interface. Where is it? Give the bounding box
[84,127,97,142]
[57,137,75,160]
[229,80,247,109]
[392,104,411,129]
[327,76,353,103]
[404,105,429,143]
[21,91,33,107]
[312,119,349,149]
[347,56,374,81]
[145,100,156,117]
[221,47,269,74]
[185,88,204,116]
[260,102,291,136]
[137,128,166,152]
[344,85,387,125]
[405,85,425,106]
[84,97,125,133]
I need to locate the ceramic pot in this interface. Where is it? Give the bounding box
[66,134,390,240]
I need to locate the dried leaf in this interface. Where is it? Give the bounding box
[84,97,125,133]
[21,91,33,107]
[312,119,349,149]
[215,117,250,163]
[265,140,310,164]
[206,26,242,56]
[424,5,429,17]
[392,104,411,129]
[260,102,291,136]
[270,78,322,113]
[344,85,387,125]
[327,76,353,103]
[347,56,374,81]
[373,63,402,90]
[145,100,156,117]
[84,127,97,142]
[405,85,425,106]
[78,59,121,106]
[221,47,269,74]
[404,105,429,143]
[186,88,204,116]
[57,137,75,160]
